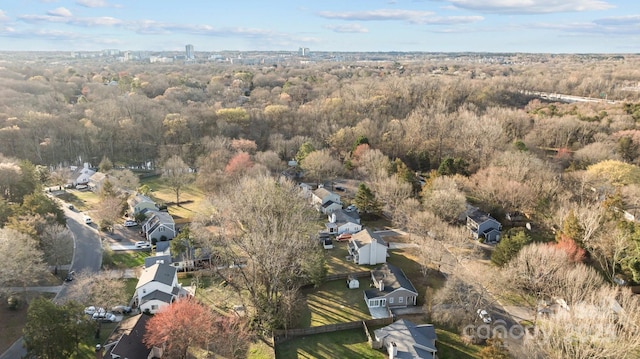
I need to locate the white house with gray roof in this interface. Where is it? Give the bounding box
[134,262,187,314]
[325,208,362,234]
[348,229,387,265]
[374,319,438,359]
[311,187,341,213]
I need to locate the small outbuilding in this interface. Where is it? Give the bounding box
[347,275,360,289]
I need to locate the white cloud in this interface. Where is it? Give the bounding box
[47,7,72,17]
[0,10,10,22]
[317,9,436,23]
[446,0,615,14]
[76,0,110,8]
[316,9,482,25]
[324,24,369,33]
[19,14,123,27]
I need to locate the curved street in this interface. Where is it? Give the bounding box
[0,202,103,359]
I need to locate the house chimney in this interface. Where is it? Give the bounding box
[378,279,384,291]
[387,342,397,359]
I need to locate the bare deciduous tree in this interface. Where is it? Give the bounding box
[162,155,194,206]
[0,228,48,297]
[40,224,73,275]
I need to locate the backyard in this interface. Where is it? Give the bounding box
[139,176,206,223]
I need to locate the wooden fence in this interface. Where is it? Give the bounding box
[273,316,394,343]
[324,271,371,282]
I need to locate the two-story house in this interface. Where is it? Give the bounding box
[325,208,362,235]
[348,229,387,265]
[128,194,159,217]
[142,211,176,243]
[466,209,502,243]
[311,187,342,214]
[134,263,187,314]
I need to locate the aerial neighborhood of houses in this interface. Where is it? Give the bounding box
[58,162,514,359]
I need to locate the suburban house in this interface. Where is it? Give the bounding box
[373,319,438,359]
[365,263,418,310]
[88,171,107,193]
[325,208,362,234]
[348,229,387,265]
[311,187,341,213]
[142,211,176,243]
[103,313,163,359]
[144,241,171,268]
[128,194,159,217]
[134,262,188,314]
[70,163,95,186]
[466,209,502,243]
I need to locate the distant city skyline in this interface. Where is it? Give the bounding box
[0,0,638,53]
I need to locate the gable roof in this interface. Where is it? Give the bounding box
[89,171,106,183]
[141,289,174,304]
[365,263,418,299]
[467,209,498,225]
[136,263,176,289]
[106,314,152,359]
[332,208,360,224]
[128,194,156,207]
[351,228,386,247]
[374,319,437,359]
[313,187,334,200]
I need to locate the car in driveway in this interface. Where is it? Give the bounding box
[92,312,117,323]
[124,220,137,227]
[64,270,75,282]
[477,309,492,324]
[84,306,103,316]
[135,241,150,248]
[111,305,132,314]
[336,233,352,241]
[83,215,92,224]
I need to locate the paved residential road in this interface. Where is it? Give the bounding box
[0,201,103,359]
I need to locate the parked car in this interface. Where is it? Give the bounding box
[477,309,492,324]
[135,241,150,248]
[111,305,132,314]
[346,205,358,212]
[67,204,74,210]
[336,233,352,241]
[92,312,117,323]
[64,270,75,282]
[334,186,345,192]
[84,306,104,316]
[75,184,88,190]
[124,220,137,227]
[84,215,92,225]
[323,238,334,249]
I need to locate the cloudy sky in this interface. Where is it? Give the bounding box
[0,0,638,53]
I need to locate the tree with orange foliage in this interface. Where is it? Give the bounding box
[143,299,214,359]
[552,234,586,263]
[225,152,254,175]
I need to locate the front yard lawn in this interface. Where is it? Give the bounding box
[299,280,372,328]
[275,328,385,359]
[103,250,149,269]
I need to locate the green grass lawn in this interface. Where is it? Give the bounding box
[299,280,372,328]
[102,250,149,269]
[140,176,206,222]
[275,328,386,359]
[323,241,373,275]
[436,328,483,359]
[56,190,100,212]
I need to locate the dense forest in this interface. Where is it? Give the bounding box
[2,52,640,358]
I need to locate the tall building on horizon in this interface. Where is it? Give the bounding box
[185,44,194,60]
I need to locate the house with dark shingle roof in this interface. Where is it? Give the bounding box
[373,319,438,359]
[325,208,362,234]
[103,313,163,359]
[365,263,418,310]
[466,208,501,243]
[134,262,187,314]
